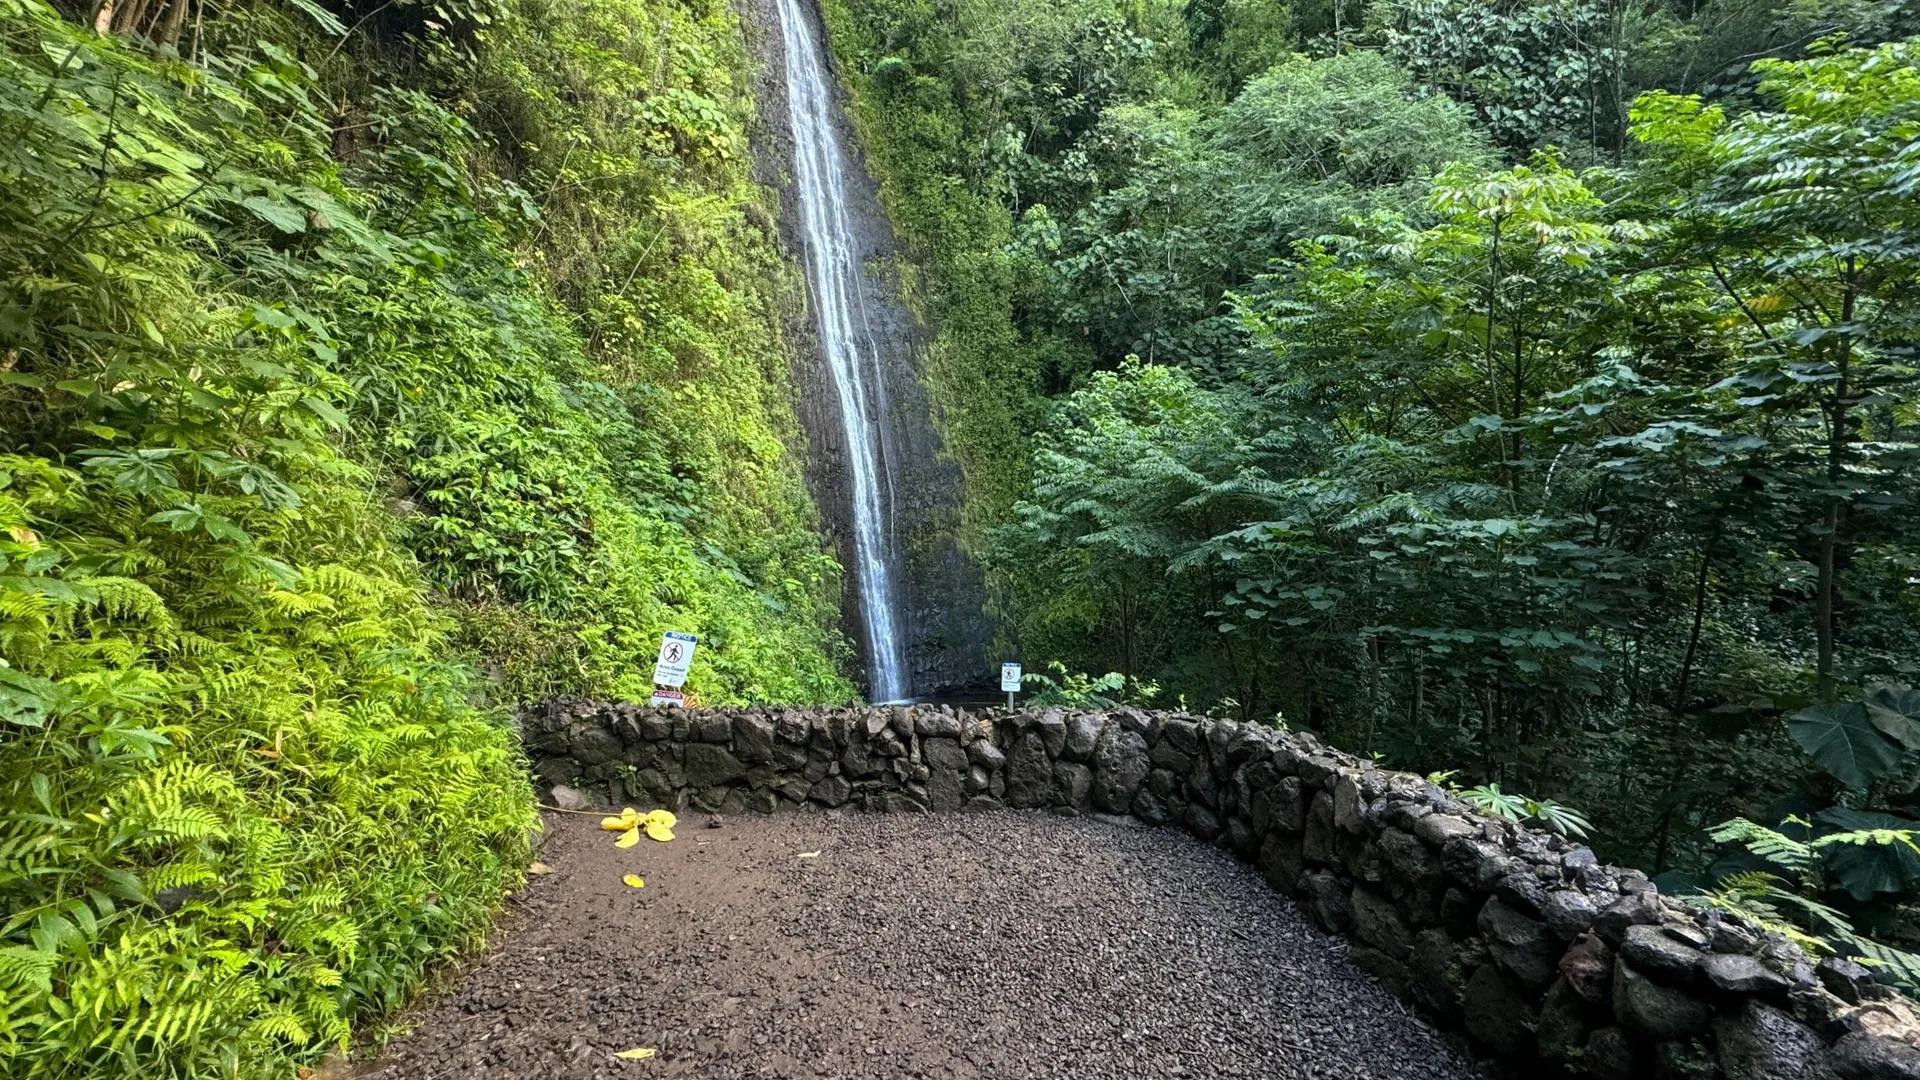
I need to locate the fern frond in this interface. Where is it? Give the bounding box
[245,1004,312,1046]
[84,576,177,632]
[141,860,219,894]
[264,590,335,616]
[1813,828,1920,856]
[1709,817,1814,872]
[1690,883,1828,954]
[0,947,57,992]
[1839,932,1920,996]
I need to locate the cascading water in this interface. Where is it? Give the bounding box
[774,0,908,703]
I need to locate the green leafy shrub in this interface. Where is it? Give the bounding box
[1019,661,1161,709]
[0,4,540,1073]
[1428,775,1595,839]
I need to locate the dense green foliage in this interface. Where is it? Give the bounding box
[822,0,1919,976]
[4,0,1917,1065]
[438,0,855,704]
[1,0,853,1072]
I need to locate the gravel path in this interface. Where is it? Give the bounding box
[351,810,1482,1079]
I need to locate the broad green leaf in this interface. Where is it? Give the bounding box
[1788,703,1904,789]
[281,0,348,36]
[250,305,298,330]
[1865,686,1920,750]
[301,396,349,429]
[1815,809,1920,901]
[240,195,306,234]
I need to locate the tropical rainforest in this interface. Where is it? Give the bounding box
[819,0,1920,1010]
[1,0,1918,1074]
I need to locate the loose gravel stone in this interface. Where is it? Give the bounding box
[350,811,1484,1080]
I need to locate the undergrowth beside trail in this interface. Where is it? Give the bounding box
[0,0,854,1073]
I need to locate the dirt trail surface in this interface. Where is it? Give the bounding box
[353,810,1482,1080]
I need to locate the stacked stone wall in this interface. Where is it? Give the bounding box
[520,699,1920,1079]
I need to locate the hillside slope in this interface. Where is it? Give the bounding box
[0,0,852,1073]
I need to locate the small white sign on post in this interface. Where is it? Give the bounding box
[1000,661,1022,709]
[653,631,697,688]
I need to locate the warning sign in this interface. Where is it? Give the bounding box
[653,630,697,687]
[649,688,685,708]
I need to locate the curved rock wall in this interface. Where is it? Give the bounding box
[520,699,1920,1079]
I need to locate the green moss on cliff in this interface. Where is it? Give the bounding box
[815,0,1063,556]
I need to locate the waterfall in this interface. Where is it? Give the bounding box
[774,0,908,703]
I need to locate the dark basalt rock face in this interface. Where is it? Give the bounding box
[521,697,1920,1079]
[738,0,990,698]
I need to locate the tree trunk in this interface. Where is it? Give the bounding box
[158,0,190,51]
[1674,522,1721,712]
[1816,267,1856,700]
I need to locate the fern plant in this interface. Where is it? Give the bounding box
[1451,780,1594,839]
[1697,817,1920,994]
[0,5,543,1074]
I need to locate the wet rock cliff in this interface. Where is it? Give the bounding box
[740,0,992,697]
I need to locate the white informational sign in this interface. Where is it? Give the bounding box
[1000,662,1023,693]
[653,631,698,688]
[649,688,685,708]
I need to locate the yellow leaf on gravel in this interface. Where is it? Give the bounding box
[643,820,675,843]
[614,826,640,848]
[622,873,645,889]
[613,1047,656,1060]
[528,861,552,875]
[796,850,821,859]
[645,809,677,830]
[600,808,641,832]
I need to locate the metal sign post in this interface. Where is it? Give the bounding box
[1000,661,1022,710]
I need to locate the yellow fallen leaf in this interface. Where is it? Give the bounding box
[644,809,678,830]
[600,808,641,832]
[613,1047,656,1060]
[796,850,821,859]
[643,820,675,843]
[614,826,640,848]
[528,861,552,875]
[622,873,645,888]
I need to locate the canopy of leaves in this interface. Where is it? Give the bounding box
[1009,51,1491,375]
[824,2,1918,938]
